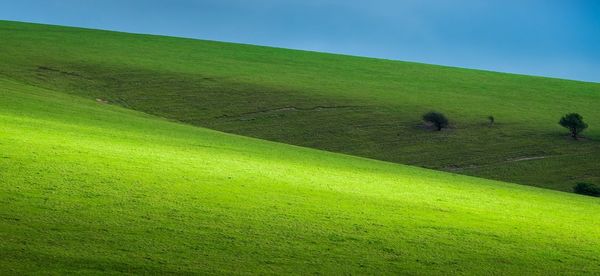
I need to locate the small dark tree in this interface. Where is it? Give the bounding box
[559,113,588,139]
[573,182,600,197]
[488,115,495,126]
[423,111,449,131]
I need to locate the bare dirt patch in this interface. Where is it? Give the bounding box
[507,156,547,162]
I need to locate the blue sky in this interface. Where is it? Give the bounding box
[1,0,599,82]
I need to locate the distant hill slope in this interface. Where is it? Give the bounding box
[1,77,600,274]
[1,20,599,191]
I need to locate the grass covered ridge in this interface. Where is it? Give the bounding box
[1,20,599,191]
[1,76,600,274]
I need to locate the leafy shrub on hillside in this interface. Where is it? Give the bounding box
[559,113,588,139]
[573,182,600,197]
[423,111,449,131]
[488,115,495,126]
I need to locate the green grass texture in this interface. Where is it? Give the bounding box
[1,20,600,191]
[1,67,600,273]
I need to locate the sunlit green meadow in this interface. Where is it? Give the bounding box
[1,77,599,274]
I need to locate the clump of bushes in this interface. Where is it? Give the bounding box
[559,113,588,139]
[487,115,495,126]
[422,111,449,131]
[573,182,600,197]
[418,111,593,142]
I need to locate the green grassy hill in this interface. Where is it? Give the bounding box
[2,71,600,274]
[1,21,599,192]
[0,21,600,191]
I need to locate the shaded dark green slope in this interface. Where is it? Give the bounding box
[1,20,599,191]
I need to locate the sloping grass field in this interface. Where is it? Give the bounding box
[1,74,600,274]
[1,21,599,192]
[1,21,600,274]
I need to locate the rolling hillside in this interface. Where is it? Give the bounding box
[1,20,600,192]
[1,72,600,274]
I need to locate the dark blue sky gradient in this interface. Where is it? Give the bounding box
[1,0,599,82]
